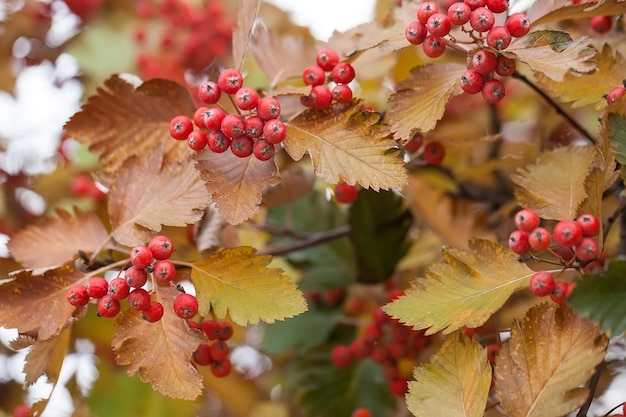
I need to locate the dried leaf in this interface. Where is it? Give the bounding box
[511,145,596,220]
[191,246,307,325]
[112,285,206,400]
[193,204,226,255]
[606,95,626,183]
[0,265,85,341]
[507,31,596,82]
[388,63,466,140]
[284,101,406,190]
[528,0,626,26]
[64,75,195,174]
[232,0,261,72]
[383,239,533,335]
[24,327,71,385]
[537,45,626,108]
[261,165,316,208]
[193,149,279,225]
[494,303,608,417]
[108,147,210,247]
[8,208,109,269]
[407,332,492,417]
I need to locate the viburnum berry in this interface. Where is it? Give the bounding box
[423,141,446,164]
[173,293,198,319]
[508,229,530,254]
[148,235,174,260]
[469,7,495,33]
[187,130,207,151]
[169,115,193,140]
[302,65,326,86]
[481,78,506,103]
[404,132,424,152]
[372,306,390,325]
[233,86,259,111]
[244,115,265,138]
[605,86,626,104]
[389,377,409,396]
[256,97,281,120]
[495,55,516,76]
[506,13,531,37]
[202,107,227,131]
[334,181,359,204]
[12,404,31,417]
[202,319,220,340]
[485,0,508,13]
[128,288,151,311]
[575,237,599,261]
[262,119,286,144]
[426,13,452,38]
[332,84,353,103]
[217,68,243,94]
[528,227,551,251]
[405,20,428,45]
[193,343,212,366]
[590,15,612,34]
[193,107,209,128]
[130,245,153,269]
[370,346,390,364]
[514,209,540,232]
[471,49,497,75]
[67,285,89,307]
[207,131,231,153]
[448,2,471,25]
[464,0,486,10]
[417,2,439,24]
[553,220,583,246]
[230,136,254,158]
[422,36,446,58]
[486,26,511,50]
[550,280,569,304]
[97,295,121,318]
[86,276,109,299]
[152,259,177,282]
[108,277,131,301]
[142,301,164,322]
[331,62,356,84]
[576,213,600,237]
[208,340,230,361]
[529,271,555,296]
[210,359,232,377]
[220,114,245,138]
[253,139,275,161]
[316,48,340,71]
[216,321,233,341]
[351,337,374,358]
[460,69,485,94]
[198,81,221,104]
[308,85,333,109]
[351,408,373,417]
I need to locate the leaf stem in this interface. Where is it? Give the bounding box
[257,225,351,256]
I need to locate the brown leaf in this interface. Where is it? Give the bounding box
[388,63,466,140]
[0,265,86,341]
[112,285,206,400]
[64,75,196,174]
[284,101,406,190]
[261,165,316,208]
[232,0,262,72]
[24,327,71,385]
[193,148,279,225]
[8,208,109,269]
[528,0,626,26]
[193,205,226,255]
[108,147,211,247]
[495,303,608,417]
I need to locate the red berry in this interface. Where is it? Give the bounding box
[217,68,243,94]
[13,404,30,417]
[404,132,424,152]
[193,107,209,128]
[316,48,340,71]
[514,209,540,232]
[97,295,121,317]
[216,321,233,341]
[169,115,193,140]
[590,15,612,34]
[423,141,446,164]
[575,237,599,261]
[528,227,551,251]
[606,86,626,104]
[208,340,229,361]
[481,78,506,103]
[486,343,500,364]
[152,259,176,282]
[506,13,531,37]
[244,115,265,138]
[334,181,359,204]
[262,119,286,144]
[207,131,231,153]
[187,130,207,151]
[108,277,130,300]
[202,320,221,340]
[464,0,486,10]
[332,84,353,103]
[550,281,569,304]
[173,293,199,319]
[193,343,212,366]
[210,359,232,377]
[148,235,174,260]
[351,337,373,358]
[202,107,226,131]
[422,36,446,58]
[230,136,254,158]
[67,285,89,306]
[495,55,516,76]
[389,377,409,396]
[352,408,373,417]
[130,245,153,269]
[553,220,583,246]
[448,3,471,25]
[198,81,221,104]
[485,0,508,13]
[86,277,108,299]
[426,13,452,38]
[508,230,530,254]
[529,271,555,296]
[256,97,281,120]
[370,346,390,363]
[460,69,485,94]
[142,301,164,322]
[486,26,511,50]
[405,20,428,45]
[331,62,356,84]
[309,85,333,109]
[417,2,439,24]
[233,87,259,111]
[128,288,151,310]
[470,7,495,32]
[372,306,390,325]
[576,214,600,237]
[302,65,326,86]
[471,49,497,75]
[253,139,275,161]
[220,114,245,138]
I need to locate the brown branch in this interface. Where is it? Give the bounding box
[576,362,604,417]
[257,225,351,256]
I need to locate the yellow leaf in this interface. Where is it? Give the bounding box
[191,246,307,325]
[495,303,608,417]
[23,327,71,385]
[112,285,206,400]
[388,63,466,140]
[384,239,533,335]
[407,332,492,417]
[507,31,595,82]
[511,145,595,220]
[284,101,406,191]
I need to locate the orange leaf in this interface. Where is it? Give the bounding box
[193,149,279,225]
[108,147,211,246]
[24,327,71,385]
[232,0,261,72]
[112,285,206,400]
[0,265,86,341]
[8,208,108,269]
[64,75,196,174]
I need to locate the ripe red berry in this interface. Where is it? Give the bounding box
[351,337,374,358]
[486,26,511,50]
[606,86,626,104]
[12,404,30,417]
[460,69,485,94]
[86,277,109,299]
[370,346,390,364]
[217,68,243,94]
[422,36,446,58]
[405,20,428,45]
[528,227,551,251]
[193,343,212,366]
[253,139,275,161]
[169,115,193,140]
[469,7,495,32]
[187,130,207,151]
[216,321,234,341]
[207,131,231,153]
[210,359,232,377]
[202,320,221,340]
[550,281,569,304]
[262,119,286,144]
[404,132,424,152]
[193,107,209,128]
[508,229,530,254]
[108,277,131,300]
[417,2,439,24]
[97,295,121,318]
[202,107,227,131]
[464,0,486,10]
[485,0,508,13]
[529,271,555,296]
[423,141,446,164]
[198,81,221,104]
[334,181,359,204]
[256,97,281,120]
[332,84,353,103]
[389,377,409,396]
[481,78,506,103]
[173,293,199,319]
[553,220,583,246]
[67,285,89,307]
[220,114,245,138]
[208,340,230,361]
[152,259,176,282]
[575,237,599,261]
[506,13,531,37]
[331,345,353,367]
[576,213,600,237]
[233,87,259,111]
[148,235,174,260]
[130,245,153,269]
[486,343,500,364]
[316,48,340,71]
[448,2,471,25]
[302,65,326,86]
[351,408,373,417]
[495,55,516,76]
[142,301,164,322]
[426,13,452,38]
[331,62,356,84]
[230,135,254,158]
[471,49,497,74]
[309,85,333,109]
[590,15,612,34]
[128,288,151,310]
[514,209,540,232]
[244,115,265,138]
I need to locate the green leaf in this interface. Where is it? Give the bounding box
[349,189,412,284]
[568,259,626,335]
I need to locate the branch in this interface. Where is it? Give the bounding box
[576,362,603,417]
[257,225,351,256]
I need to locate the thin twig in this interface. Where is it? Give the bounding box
[577,362,604,417]
[604,194,626,243]
[257,225,351,256]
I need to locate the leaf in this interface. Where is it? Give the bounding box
[0,265,85,341]
[111,285,206,400]
[537,45,626,109]
[494,303,608,417]
[64,75,196,174]
[193,205,226,255]
[108,147,210,247]
[284,101,406,191]
[569,259,626,335]
[193,149,279,225]
[528,0,626,26]
[606,96,626,182]
[407,332,492,417]
[24,327,71,385]
[191,246,307,325]
[261,165,316,208]
[388,63,466,140]
[349,189,412,284]
[511,145,596,220]
[8,208,109,269]
[232,0,261,72]
[507,31,595,82]
[383,239,533,335]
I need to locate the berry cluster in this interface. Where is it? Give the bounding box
[169,68,284,161]
[188,319,234,378]
[507,209,601,303]
[604,80,626,105]
[405,1,531,103]
[300,49,356,108]
[331,290,431,397]
[403,132,446,165]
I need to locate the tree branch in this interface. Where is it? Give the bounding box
[576,362,603,417]
[257,225,351,256]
